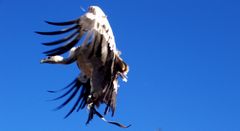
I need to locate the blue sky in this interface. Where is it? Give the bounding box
[0,0,240,131]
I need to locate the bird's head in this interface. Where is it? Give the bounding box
[40,56,63,64]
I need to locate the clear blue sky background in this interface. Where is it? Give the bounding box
[0,0,239,131]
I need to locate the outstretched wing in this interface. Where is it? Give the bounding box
[49,74,131,128]
[36,19,83,56]
[48,76,91,118]
[36,6,117,57]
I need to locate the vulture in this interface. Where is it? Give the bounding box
[37,6,130,128]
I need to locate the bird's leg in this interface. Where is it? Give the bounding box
[41,47,79,64]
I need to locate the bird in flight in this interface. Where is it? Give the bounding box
[36,5,130,128]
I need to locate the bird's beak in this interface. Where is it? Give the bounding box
[40,58,48,64]
[40,59,45,64]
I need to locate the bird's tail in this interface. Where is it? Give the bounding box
[86,103,131,128]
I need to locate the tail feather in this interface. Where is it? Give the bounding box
[87,105,131,128]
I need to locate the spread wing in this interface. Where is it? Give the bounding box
[36,19,83,56]
[48,76,91,118]
[36,6,117,57]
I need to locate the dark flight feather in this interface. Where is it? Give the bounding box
[45,19,79,26]
[47,78,78,93]
[54,86,80,110]
[43,34,82,56]
[64,80,85,118]
[77,81,91,111]
[51,84,76,101]
[42,30,79,46]
[35,25,79,35]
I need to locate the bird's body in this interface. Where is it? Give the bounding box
[37,6,130,128]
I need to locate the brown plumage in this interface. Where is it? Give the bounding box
[37,6,130,128]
